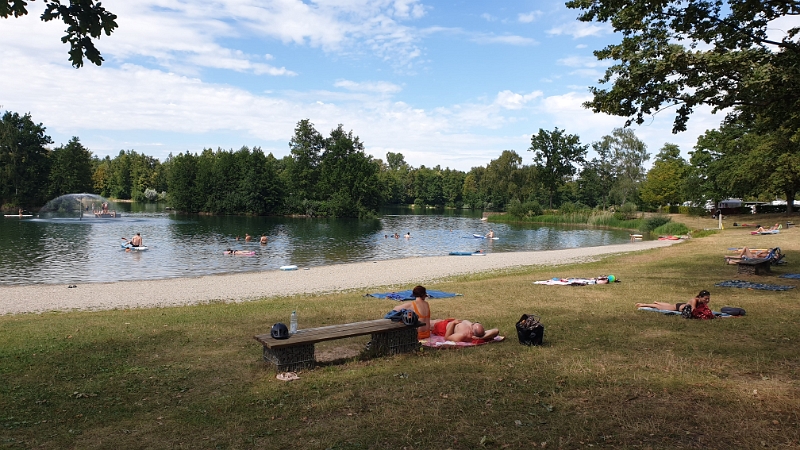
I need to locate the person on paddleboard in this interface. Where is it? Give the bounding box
[126,233,142,247]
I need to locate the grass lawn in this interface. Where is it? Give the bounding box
[1,214,798,449]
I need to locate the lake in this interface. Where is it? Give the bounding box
[0,203,636,285]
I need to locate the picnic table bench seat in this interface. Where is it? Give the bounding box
[736,258,771,275]
[254,319,422,372]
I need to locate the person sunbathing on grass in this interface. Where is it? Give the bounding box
[429,318,500,342]
[755,223,780,233]
[635,289,715,320]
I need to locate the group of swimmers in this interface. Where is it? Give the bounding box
[384,232,411,239]
[234,233,269,244]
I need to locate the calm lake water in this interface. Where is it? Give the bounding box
[0,202,636,286]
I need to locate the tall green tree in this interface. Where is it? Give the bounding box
[48,136,93,197]
[480,150,524,210]
[0,111,53,207]
[529,128,587,208]
[462,167,485,210]
[567,0,800,134]
[380,152,411,205]
[593,128,650,205]
[694,117,800,210]
[165,152,198,212]
[639,143,689,208]
[318,124,382,217]
[2,0,118,67]
[285,119,324,206]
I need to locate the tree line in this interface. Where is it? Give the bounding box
[1,110,796,217]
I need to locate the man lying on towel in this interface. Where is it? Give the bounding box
[429,319,500,343]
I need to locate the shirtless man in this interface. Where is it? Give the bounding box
[260,235,268,245]
[130,233,143,247]
[485,229,495,239]
[429,318,499,343]
[245,233,252,242]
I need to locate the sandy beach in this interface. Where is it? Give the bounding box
[0,240,680,315]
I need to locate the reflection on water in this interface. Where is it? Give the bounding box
[0,203,636,285]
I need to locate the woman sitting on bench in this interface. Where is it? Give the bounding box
[391,285,431,339]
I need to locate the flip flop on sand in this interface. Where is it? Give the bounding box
[276,372,300,382]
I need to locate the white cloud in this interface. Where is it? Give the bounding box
[547,21,608,38]
[518,11,543,23]
[557,55,607,68]
[495,90,543,110]
[481,13,497,22]
[472,34,537,46]
[334,80,403,94]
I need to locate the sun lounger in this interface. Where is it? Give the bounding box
[724,247,784,265]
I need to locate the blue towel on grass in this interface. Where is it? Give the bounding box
[366,289,461,301]
[779,274,800,279]
[715,280,795,291]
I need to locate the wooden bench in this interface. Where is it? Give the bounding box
[254,319,422,372]
[736,258,771,275]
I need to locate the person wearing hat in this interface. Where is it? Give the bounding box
[391,285,431,339]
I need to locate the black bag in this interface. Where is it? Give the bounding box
[516,314,544,346]
[721,306,746,316]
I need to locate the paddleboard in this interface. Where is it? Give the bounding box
[280,265,298,271]
[473,234,499,240]
[4,214,32,217]
[121,243,148,251]
[224,250,255,255]
[449,251,486,256]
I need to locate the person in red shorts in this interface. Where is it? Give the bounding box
[636,290,715,320]
[430,318,500,343]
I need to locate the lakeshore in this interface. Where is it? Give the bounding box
[0,240,678,315]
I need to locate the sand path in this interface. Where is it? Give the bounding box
[0,240,679,315]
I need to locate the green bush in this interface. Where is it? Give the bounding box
[652,222,690,236]
[507,199,543,218]
[614,202,639,220]
[641,215,671,232]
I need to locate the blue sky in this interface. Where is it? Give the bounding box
[1,0,728,171]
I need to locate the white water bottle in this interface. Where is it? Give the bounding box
[290,310,298,334]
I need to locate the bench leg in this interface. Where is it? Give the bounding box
[263,344,315,372]
[370,327,419,356]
